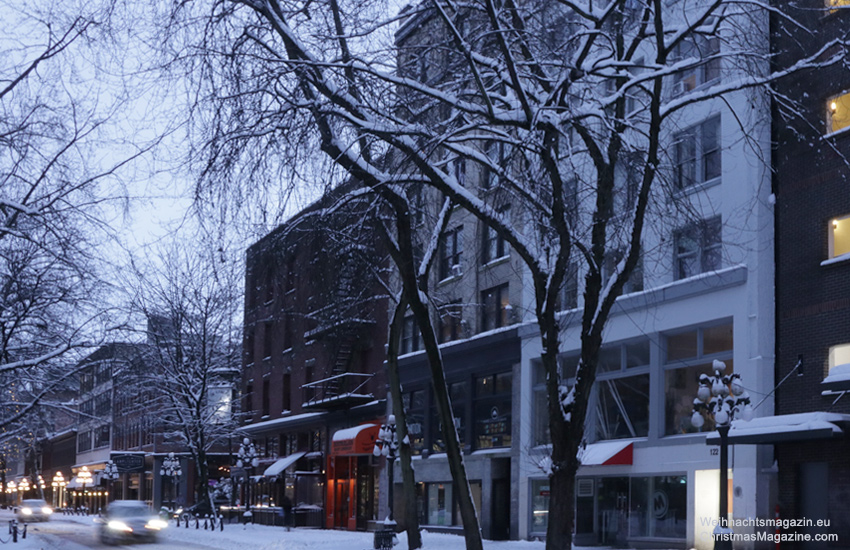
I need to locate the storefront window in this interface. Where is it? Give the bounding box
[426,483,453,525]
[403,390,426,454]
[530,479,550,533]
[629,475,687,539]
[474,372,511,449]
[431,382,466,453]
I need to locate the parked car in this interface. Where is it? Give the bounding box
[15,499,52,522]
[95,501,168,545]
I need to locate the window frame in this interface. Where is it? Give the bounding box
[673,116,721,190]
[828,213,850,259]
[673,216,722,280]
[439,226,464,280]
[481,283,510,332]
[826,91,850,135]
[482,205,511,264]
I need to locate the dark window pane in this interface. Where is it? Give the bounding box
[595,375,650,440]
[625,340,651,368]
[702,323,733,355]
[666,331,698,362]
[598,346,622,373]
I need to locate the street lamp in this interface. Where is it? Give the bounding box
[51,472,66,509]
[691,360,754,550]
[373,416,399,525]
[75,466,92,514]
[160,453,182,510]
[103,460,119,508]
[236,438,258,509]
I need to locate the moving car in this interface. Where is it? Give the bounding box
[96,500,168,545]
[15,499,52,522]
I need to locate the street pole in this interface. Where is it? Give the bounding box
[717,424,731,550]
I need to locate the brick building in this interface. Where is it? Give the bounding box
[239,192,389,530]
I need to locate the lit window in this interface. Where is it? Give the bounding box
[481,283,509,331]
[829,343,850,372]
[674,217,722,280]
[829,214,850,259]
[674,117,721,189]
[827,92,850,134]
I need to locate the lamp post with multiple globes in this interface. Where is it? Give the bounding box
[75,466,92,513]
[236,438,258,510]
[51,472,66,509]
[160,453,182,510]
[690,359,754,550]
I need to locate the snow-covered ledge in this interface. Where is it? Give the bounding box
[822,363,850,391]
[821,251,850,267]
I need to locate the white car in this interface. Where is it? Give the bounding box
[96,501,168,545]
[15,499,53,522]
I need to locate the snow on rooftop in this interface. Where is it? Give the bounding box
[823,363,850,386]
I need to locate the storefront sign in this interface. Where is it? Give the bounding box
[111,454,145,472]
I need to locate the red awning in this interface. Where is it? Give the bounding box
[331,424,379,456]
[580,441,633,465]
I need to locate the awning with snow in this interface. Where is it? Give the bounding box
[821,363,850,392]
[705,412,850,445]
[579,440,633,466]
[263,451,307,477]
[331,423,379,456]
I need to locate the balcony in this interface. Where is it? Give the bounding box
[302,372,375,410]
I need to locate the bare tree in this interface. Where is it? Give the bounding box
[158,0,843,548]
[125,237,242,513]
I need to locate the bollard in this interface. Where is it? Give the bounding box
[21,523,26,539]
[220,517,225,531]
[11,520,17,543]
[204,518,208,530]
[195,516,199,529]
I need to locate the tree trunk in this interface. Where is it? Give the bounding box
[386,298,423,549]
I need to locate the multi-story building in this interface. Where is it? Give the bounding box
[770,1,850,546]
[240,193,389,530]
[394,4,776,549]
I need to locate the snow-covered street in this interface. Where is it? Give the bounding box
[0,510,552,550]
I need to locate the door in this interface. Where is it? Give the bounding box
[490,479,510,540]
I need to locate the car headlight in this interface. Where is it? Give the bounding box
[21,508,32,516]
[145,519,168,530]
[107,520,133,532]
[42,507,53,515]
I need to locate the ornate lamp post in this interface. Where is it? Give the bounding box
[103,460,119,508]
[691,360,754,550]
[373,415,399,524]
[160,453,182,510]
[75,466,92,513]
[51,472,66,509]
[236,438,258,509]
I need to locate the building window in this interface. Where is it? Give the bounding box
[829,214,850,259]
[595,375,650,440]
[829,343,850,373]
[484,141,505,189]
[420,481,481,527]
[245,384,253,417]
[629,475,688,538]
[78,430,92,453]
[244,330,255,365]
[556,262,579,311]
[403,390,426,455]
[452,159,466,187]
[530,479,550,534]
[482,205,510,264]
[602,248,643,294]
[474,372,512,449]
[674,116,721,189]
[664,322,733,435]
[439,226,463,280]
[481,283,509,331]
[439,302,463,344]
[827,91,850,134]
[263,322,273,359]
[262,379,270,417]
[431,381,466,453]
[401,316,421,355]
[674,217,722,280]
[672,36,720,94]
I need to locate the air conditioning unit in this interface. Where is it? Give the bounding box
[671,81,690,96]
[451,264,463,277]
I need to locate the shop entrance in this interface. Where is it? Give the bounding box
[326,424,379,530]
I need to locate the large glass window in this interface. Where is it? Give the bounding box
[426,483,453,525]
[595,375,650,440]
[431,382,466,453]
[827,92,850,134]
[629,476,688,539]
[474,372,512,449]
[438,302,463,344]
[674,217,722,280]
[664,322,733,435]
[401,316,421,355]
[674,117,721,189]
[829,214,850,259]
[602,248,643,294]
